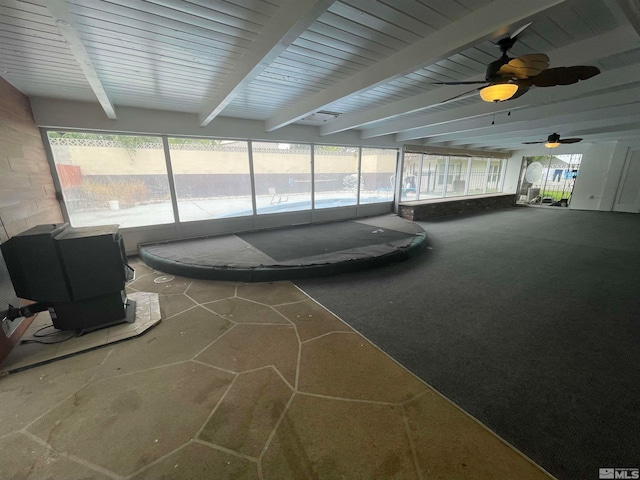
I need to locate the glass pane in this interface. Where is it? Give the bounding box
[446,156,468,197]
[421,155,446,199]
[540,154,581,204]
[314,146,359,209]
[47,132,173,228]
[169,138,253,221]
[468,158,489,195]
[253,143,312,214]
[359,148,397,204]
[401,153,420,201]
[516,155,581,206]
[486,158,503,193]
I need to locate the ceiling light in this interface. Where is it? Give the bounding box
[479,83,518,102]
[545,133,561,148]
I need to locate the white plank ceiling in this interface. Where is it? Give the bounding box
[1,0,639,151]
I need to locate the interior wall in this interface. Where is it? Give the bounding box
[570,142,619,210]
[503,152,524,194]
[0,79,63,242]
[612,148,640,213]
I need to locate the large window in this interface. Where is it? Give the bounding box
[401,153,420,201]
[359,148,397,204]
[313,145,359,209]
[252,143,312,214]
[447,156,468,196]
[169,138,253,221]
[486,158,504,193]
[48,132,173,228]
[400,151,505,202]
[421,155,446,199]
[47,132,399,230]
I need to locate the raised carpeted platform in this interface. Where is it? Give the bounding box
[139,215,427,282]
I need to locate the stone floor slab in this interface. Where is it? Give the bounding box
[237,281,308,305]
[199,368,293,457]
[195,324,298,386]
[158,293,197,319]
[128,272,192,294]
[275,299,351,341]
[261,395,419,479]
[27,362,234,476]
[98,305,230,377]
[185,280,237,304]
[404,390,554,479]
[0,349,108,436]
[298,332,426,403]
[204,297,290,324]
[0,433,113,480]
[131,442,259,480]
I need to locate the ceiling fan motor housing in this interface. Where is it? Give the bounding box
[486,57,511,82]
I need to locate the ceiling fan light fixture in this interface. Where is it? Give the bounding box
[479,83,518,102]
[545,133,561,148]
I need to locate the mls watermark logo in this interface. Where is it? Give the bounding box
[600,468,640,479]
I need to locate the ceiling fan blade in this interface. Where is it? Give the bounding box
[498,54,549,79]
[429,81,488,85]
[523,133,582,145]
[510,22,533,40]
[509,84,530,100]
[531,65,601,87]
[495,22,532,52]
[437,87,484,104]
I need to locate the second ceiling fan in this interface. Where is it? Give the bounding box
[433,23,601,103]
[523,132,583,148]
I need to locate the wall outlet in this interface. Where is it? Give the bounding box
[588,194,595,199]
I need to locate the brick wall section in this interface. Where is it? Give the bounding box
[399,194,516,221]
[0,77,63,243]
[0,78,62,364]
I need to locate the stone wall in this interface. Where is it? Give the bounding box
[399,194,516,221]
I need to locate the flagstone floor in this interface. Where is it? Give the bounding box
[0,258,555,479]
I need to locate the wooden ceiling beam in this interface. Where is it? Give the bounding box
[198,0,335,127]
[45,0,116,119]
[264,0,566,132]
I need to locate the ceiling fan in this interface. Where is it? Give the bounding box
[433,23,601,103]
[523,132,583,148]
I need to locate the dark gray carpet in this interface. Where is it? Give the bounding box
[295,207,640,480]
[238,221,410,261]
